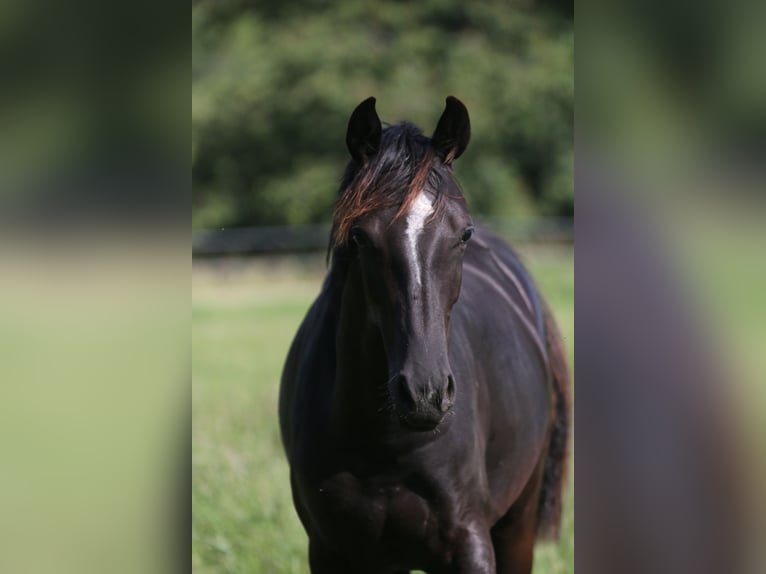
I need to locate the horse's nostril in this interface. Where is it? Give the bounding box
[439,375,456,413]
[394,374,415,408]
[446,375,456,400]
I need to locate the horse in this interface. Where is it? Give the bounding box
[279,96,571,573]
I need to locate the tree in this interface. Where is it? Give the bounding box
[192,0,573,228]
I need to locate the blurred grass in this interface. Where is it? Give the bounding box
[192,245,574,573]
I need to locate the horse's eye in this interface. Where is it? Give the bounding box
[460,227,474,244]
[350,227,369,248]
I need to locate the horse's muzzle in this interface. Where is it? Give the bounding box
[393,373,455,431]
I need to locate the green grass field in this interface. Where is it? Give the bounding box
[192,246,574,573]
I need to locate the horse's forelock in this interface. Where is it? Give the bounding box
[331,123,448,248]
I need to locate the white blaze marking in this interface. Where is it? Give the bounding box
[404,192,434,287]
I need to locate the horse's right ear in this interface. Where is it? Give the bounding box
[346,97,382,162]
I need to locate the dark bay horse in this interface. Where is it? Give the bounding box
[279,97,571,573]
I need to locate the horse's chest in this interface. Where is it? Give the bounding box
[305,472,451,561]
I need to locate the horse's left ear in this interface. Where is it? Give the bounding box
[431,96,471,164]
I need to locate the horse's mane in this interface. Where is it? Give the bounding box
[330,122,450,248]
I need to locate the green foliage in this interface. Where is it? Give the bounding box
[192,1,573,228]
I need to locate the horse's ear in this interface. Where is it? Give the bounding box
[431,96,470,164]
[346,97,382,162]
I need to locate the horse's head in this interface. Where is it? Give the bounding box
[333,97,473,431]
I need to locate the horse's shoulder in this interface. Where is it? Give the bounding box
[461,227,546,339]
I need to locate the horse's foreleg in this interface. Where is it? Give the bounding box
[490,470,543,574]
[308,539,354,574]
[447,523,496,574]
[490,515,536,574]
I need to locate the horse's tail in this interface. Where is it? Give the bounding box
[536,303,572,540]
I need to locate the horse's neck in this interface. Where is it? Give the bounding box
[328,260,390,439]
